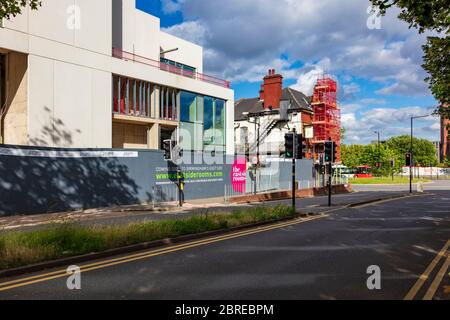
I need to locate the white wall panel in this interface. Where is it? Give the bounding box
[28,0,75,46]
[75,0,112,55]
[2,6,29,33]
[160,32,203,73]
[91,70,112,148]
[134,10,160,61]
[53,61,92,147]
[28,55,54,146]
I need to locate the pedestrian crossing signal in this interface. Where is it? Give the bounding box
[324,141,334,162]
[285,133,294,159]
[405,153,412,166]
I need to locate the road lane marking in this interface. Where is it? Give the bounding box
[423,250,450,300]
[351,194,430,209]
[404,239,450,300]
[0,214,328,292]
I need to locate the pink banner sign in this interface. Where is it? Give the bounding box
[231,157,247,193]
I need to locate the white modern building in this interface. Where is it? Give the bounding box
[0,0,234,154]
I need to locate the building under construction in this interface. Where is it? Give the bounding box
[311,76,341,163]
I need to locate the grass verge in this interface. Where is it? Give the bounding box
[348,177,431,185]
[0,205,294,270]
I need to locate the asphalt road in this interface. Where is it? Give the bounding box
[0,188,412,232]
[351,179,450,192]
[0,188,449,300]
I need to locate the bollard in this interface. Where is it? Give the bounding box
[417,182,424,193]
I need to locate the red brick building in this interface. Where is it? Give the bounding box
[441,115,449,162]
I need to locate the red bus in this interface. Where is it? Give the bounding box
[356,165,373,178]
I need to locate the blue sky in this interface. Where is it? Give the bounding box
[137,0,440,144]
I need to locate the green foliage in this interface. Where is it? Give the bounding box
[0,205,295,270]
[423,37,450,108]
[341,135,438,174]
[0,0,41,20]
[385,135,438,166]
[370,0,449,33]
[370,0,449,116]
[341,144,366,169]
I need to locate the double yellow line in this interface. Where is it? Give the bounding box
[0,214,327,293]
[404,239,450,300]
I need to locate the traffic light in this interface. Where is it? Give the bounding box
[295,134,306,159]
[302,137,308,159]
[405,153,412,166]
[333,142,338,163]
[285,133,294,159]
[324,141,333,162]
[163,139,176,160]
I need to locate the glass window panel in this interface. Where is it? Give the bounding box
[147,84,151,118]
[215,99,226,146]
[181,121,203,152]
[160,87,165,119]
[128,79,134,115]
[112,75,119,113]
[180,91,197,123]
[136,80,141,115]
[203,96,214,146]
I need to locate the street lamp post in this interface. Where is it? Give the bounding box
[410,115,430,193]
[374,131,381,171]
[244,113,260,195]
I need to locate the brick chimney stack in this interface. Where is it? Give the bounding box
[259,84,264,100]
[261,69,283,109]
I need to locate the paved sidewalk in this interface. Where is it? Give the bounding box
[0,190,417,233]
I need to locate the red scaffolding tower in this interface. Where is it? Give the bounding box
[312,76,341,163]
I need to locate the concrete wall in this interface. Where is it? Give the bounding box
[2,52,28,145]
[27,55,112,148]
[114,0,161,61]
[160,32,203,73]
[3,0,112,56]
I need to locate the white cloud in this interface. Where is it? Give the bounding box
[164,21,208,46]
[341,103,362,114]
[360,98,386,105]
[341,83,361,101]
[290,66,324,96]
[160,0,440,143]
[162,0,432,98]
[341,106,439,144]
[161,0,184,14]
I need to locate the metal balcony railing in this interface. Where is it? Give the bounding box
[112,48,231,89]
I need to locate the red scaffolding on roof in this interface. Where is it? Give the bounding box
[311,76,341,162]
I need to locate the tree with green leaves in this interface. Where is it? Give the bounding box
[341,144,365,168]
[385,135,438,166]
[0,0,41,20]
[359,144,403,176]
[370,0,449,119]
[341,135,438,175]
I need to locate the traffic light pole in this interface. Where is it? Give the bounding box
[324,140,334,207]
[292,128,296,211]
[410,117,413,194]
[328,160,332,207]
